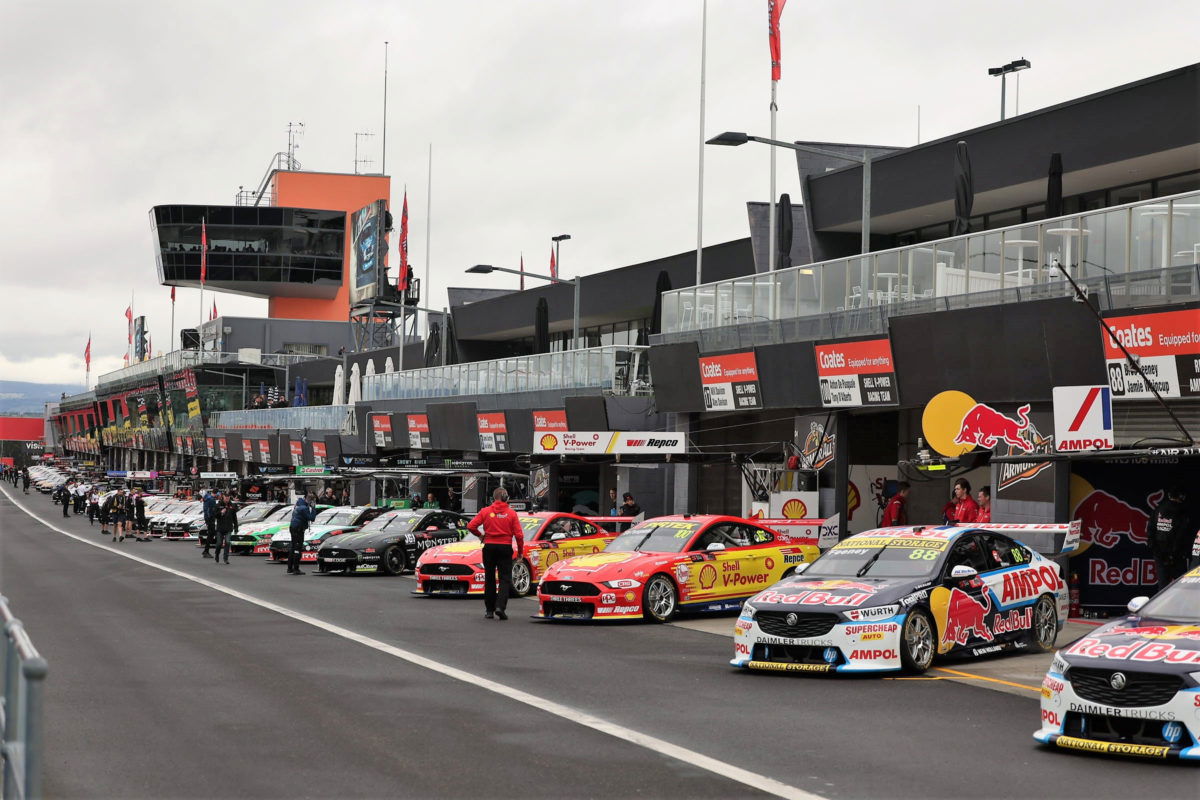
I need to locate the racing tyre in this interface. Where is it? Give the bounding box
[642,575,678,623]
[1025,595,1058,652]
[900,608,936,673]
[510,560,533,597]
[381,545,407,576]
[317,563,329,574]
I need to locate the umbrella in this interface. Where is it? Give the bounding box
[348,362,362,405]
[332,364,345,405]
[1046,152,1063,219]
[293,376,302,406]
[365,359,376,377]
[534,297,550,354]
[424,322,440,367]
[649,269,672,336]
[777,193,793,270]
[384,356,395,373]
[952,140,974,236]
[444,313,459,365]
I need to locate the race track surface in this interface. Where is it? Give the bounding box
[1,485,1195,799]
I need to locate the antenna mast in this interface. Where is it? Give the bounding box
[354,132,375,174]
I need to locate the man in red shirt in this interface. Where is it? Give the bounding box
[467,488,525,620]
[880,482,910,526]
[975,486,992,523]
[942,478,980,525]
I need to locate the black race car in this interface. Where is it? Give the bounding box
[316,509,469,575]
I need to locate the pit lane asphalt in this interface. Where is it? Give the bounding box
[2,487,1196,799]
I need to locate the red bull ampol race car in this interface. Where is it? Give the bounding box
[1034,565,1200,761]
[730,523,1076,673]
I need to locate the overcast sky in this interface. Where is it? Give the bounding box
[1,0,1196,386]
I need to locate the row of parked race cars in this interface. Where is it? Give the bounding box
[19,463,1199,762]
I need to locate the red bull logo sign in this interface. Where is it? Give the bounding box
[922,390,1053,459]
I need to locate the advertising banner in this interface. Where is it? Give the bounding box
[370,414,394,448]
[242,439,254,462]
[295,465,331,476]
[1053,386,1114,452]
[407,414,431,449]
[477,413,508,452]
[257,439,272,463]
[814,337,898,408]
[184,436,194,455]
[350,199,388,304]
[289,439,303,467]
[698,352,761,411]
[1102,307,1200,400]
[532,410,567,431]
[532,431,686,455]
[205,437,214,455]
[312,441,327,466]
[200,472,238,480]
[217,438,228,460]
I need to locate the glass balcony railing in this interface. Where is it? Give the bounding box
[96,350,321,390]
[662,190,1200,333]
[209,405,355,432]
[362,346,651,401]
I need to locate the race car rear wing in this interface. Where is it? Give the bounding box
[970,521,1082,557]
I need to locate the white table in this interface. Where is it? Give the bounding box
[1003,238,1039,285]
[876,272,899,303]
[1045,228,1089,274]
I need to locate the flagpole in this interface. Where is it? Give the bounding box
[129,289,135,365]
[695,0,708,286]
[424,142,433,338]
[170,291,175,354]
[199,216,206,331]
[768,78,777,275]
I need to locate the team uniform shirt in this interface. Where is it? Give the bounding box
[467,501,525,550]
[943,496,980,524]
[880,495,907,526]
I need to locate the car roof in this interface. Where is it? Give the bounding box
[848,525,973,541]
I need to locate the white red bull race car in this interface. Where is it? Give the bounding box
[731,523,1075,673]
[1035,565,1200,761]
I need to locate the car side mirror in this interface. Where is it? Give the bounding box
[550,533,567,541]
[1126,596,1149,614]
[949,565,977,580]
[706,542,726,552]
[791,562,810,575]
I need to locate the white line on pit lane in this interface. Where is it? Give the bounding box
[0,485,823,800]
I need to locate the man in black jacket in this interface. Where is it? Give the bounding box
[1147,485,1193,591]
[212,493,239,565]
[287,494,317,575]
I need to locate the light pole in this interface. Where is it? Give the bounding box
[551,234,574,347]
[708,131,872,257]
[467,264,580,349]
[988,58,1031,121]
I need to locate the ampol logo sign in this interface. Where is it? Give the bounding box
[1053,386,1114,452]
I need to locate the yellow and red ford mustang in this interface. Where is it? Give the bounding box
[535,515,824,622]
[414,512,632,597]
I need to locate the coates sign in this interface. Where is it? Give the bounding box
[698,352,761,411]
[813,337,897,408]
[407,414,431,450]
[1053,386,1114,452]
[1102,307,1200,400]
[533,431,686,455]
[370,414,394,448]
[477,413,508,452]
[532,410,567,431]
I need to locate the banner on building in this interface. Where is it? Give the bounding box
[1102,307,1200,400]
[407,414,431,449]
[1053,385,1114,452]
[258,439,272,463]
[698,352,761,411]
[242,439,254,461]
[312,441,327,466]
[217,437,228,460]
[371,414,394,448]
[477,413,508,452]
[532,410,568,431]
[532,431,686,455]
[814,337,898,408]
[289,439,303,466]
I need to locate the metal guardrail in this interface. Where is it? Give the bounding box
[210,404,356,433]
[91,350,321,394]
[0,598,47,800]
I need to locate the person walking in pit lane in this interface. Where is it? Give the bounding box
[110,489,130,542]
[286,493,317,575]
[99,491,113,536]
[467,487,525,620]
[132,489,150,542]
[21,469,29,494]
[87,489,100,526]
[212,492,238,564]
[201,490,217,559]
[57,483,71,518]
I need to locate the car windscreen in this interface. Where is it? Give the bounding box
[1137,572,1200,622]
[237,504,275,522]
[803,538,948,579]
[605,521,702,554]
[519,516,545,533]
[269,506,294,521]
[314,509,359,527]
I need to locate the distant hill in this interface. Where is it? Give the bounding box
[0,381,87,415]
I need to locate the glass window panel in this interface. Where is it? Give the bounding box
[777,268,798,319]
[752,275,773,321]
[988,208,1022,229]
[1170,193,1200,267]
[1001,226,1041,286]
[1111,182,1152,206]
[716,281,734,326]
[1158,172,1200,198]
[905,245,936,300]
[797,265,821,315]
[661,292,679,333]
[1041,218,1082,277]
[874,251,900,304]
[1131,208,1167,271]
[845,257,869,309]
[1080,209,1127,278]
[730,279,752,324]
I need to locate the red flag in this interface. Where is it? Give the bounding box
[123,353,130,365]
[397,191,409,291]
[170,286,176,303]
[550,246,557,279]
[520,253,525,291]
[125,306,133,345]
[768,0,787,81]
[200,219,208,284]
[84,335,91,370]
[211,300,218,321]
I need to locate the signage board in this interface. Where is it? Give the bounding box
[312,441,327,466]
[532,431,686,455]
[698,352,761,411]
[126,470,157,479]
[814,337,898,407]
[477,413,508,452]
[200,472,239,480]
[532,410,568,431]
[371,414,394,448]
[289,440,303,467]
[1053,386,1114,452]
[257,439,272,463]
[407,414,431,449]
[242,439,255,461]
[295,465,331,476]
[1102,307,1200,400]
